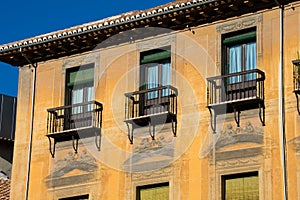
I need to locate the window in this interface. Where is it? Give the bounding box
[139,47,172,116]
[222,28,257,84]
[65,65,94,129]
[66,65,94,111]
[59,194,89,200]
[137,182,169,200]
[222,171,259,200]
[140,47,171,98]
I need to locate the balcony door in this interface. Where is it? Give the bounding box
[65,65,94,130]
[222,29,257,101]
[140,47,171,116]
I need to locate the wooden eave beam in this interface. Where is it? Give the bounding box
[243,0,254,7]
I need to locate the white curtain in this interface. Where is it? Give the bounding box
[245,42,257,80]
[162,62,171,96]
[86,86,94,111]
[229,45,242,83]
[72,87,83,114]
[147,65,158,99]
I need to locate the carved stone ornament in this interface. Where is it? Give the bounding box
[215,121,264,149]
[216,14,262,34]
[200,121,264,158]
[47,150,98,179]
[289,136,300,156]
[123,134,174,173]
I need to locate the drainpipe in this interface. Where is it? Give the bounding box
[275,1,288,199]
[20,48,37,200]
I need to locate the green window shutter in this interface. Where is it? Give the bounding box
[141,50,171,64]
[67,67,94,87]
[225,174,259,200]
[140,185,169,200]
[223,31,256,45]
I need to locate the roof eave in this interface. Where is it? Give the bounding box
[0,0,290,66]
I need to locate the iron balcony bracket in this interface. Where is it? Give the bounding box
[95,129,102,151]
[47,137,56,158]
[259,102,266,126]
[233,107,241,127]
[208,107,217,134]
[149,122,155,141]
[125,116,177,144]
[208,102,265,134]
[72,135,79,154]
[126,122,134,144]
[126,121,157,144]
[171,118,177,137]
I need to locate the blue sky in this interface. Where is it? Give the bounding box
[0,0,172,97]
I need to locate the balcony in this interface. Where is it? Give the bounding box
[207,69,265,133]
[124,85,178,144]
[46,100,103,157]
[292,60,300,115]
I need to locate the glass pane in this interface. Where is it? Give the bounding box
[71,87,83,114]
[68,67,94,86]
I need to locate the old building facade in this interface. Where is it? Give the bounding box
[0,0,299,199]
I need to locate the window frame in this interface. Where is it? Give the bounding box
[64,64,95,130]
[139,47,171,92]
[59,194,89,200]
[221,28,257,83]
[65,64,95,107]
[138,47,172,116]
[221,28,258,101]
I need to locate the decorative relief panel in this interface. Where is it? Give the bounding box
[62,52,100,70]
[136,34,175,52]
[215,157,260,169]
[216,121,264,150]
[289,136,300,156]
[201,121,264,158]
[46,150,98,188]
[204,120,272,199]
[123,132,174,173]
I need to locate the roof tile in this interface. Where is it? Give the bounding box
[0,178,10,200]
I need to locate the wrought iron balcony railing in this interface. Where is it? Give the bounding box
[46,100,103,157]
[206,69,265,133]
[124,85,178,144]
[207,69,265,107]
[292,60,300,92]
[47,100,103,134]
[125,85,177,122]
